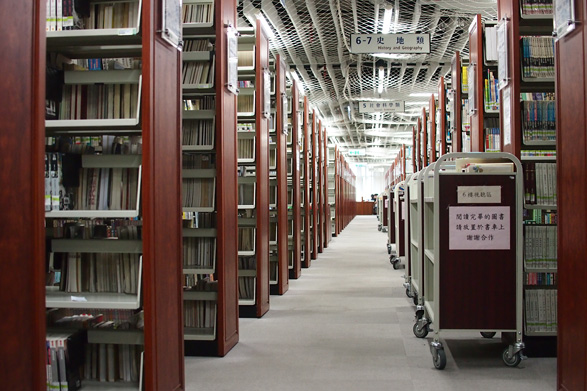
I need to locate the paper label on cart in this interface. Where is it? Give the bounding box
[449,206,510,250]
[457,186,501,203]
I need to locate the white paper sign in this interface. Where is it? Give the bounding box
[350,34,430,54]
[359,101,405,113]
[502,87,511,145]
[449,206,510,250]
[457,186,501,203]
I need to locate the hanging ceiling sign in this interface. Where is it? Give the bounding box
[348,149,366,156]
[359,101,405,113]
[350,33,430,54]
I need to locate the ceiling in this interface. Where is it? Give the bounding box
[238,0,498,166]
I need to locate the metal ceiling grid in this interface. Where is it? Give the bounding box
[239,0,498,164]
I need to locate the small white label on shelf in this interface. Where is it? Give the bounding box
[449,206,510,250]
[457,186,501,203]
[118,28,135,36]
[71,296,88,302]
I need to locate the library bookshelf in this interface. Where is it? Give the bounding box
[289,79,302,279]
[182,0,239,357]
[497,0,557,357]
[237,20,270,318]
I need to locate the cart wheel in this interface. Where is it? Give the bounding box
[412,294,418,306]
[392,260,400,270]
[481,332,496,339]
[405,288,412,298]
[389,255,396,265]
[415,309,425,320]
[387,245,391,255]
[433,348,447,370]
[413,322,429,338]
[502,347,522,367]
[378,225,382,231]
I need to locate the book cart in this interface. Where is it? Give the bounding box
[377,193,387,232]
[386,188,395,255]
[389,180,407,270]
[412,152,524,370]
[406,169,425,306]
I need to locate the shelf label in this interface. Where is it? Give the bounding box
[449,206,510,250]
[71,296,88,302]
[457,186,501,203]
[350,34,430,54]
[359,101,405,113]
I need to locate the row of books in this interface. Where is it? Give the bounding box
[183,119,215,147]
[238,257,256,271]
[183,154,215,170]
[238,183,256,207]
[46,155,140,211]
[86,2,140,30]
[182,212,216,229]
[58,83,139,121]
[521,36,555,79]
[183,276,217,291]
[46,0,75,31]
[461,66,468,94]
[183,39,213,52]
[47,308,143,330]
[484,25,498,63]
[68,58,140,72]
[237,95,255,114]
[184,96,215,111]
[84,343,142,384]
[524,225,557,270]
[184,300,217,329]
[238,80,254,88]
[521,0,553,15]
[50,220,141,241]
[182,60,215,86]
[238,227,256,253]
[46,331,84,391]
[182,3,214,24]
[238,276,255,301]
[523,208,557,224]
[238,51,255,68]
[46,136,143,155]
[238,123,255,132]
[237,138,255,161]
[525,272,557,286]
[521,99,556,142]
[521,149,556,158]
[182,178,215,209]
[484,70,499,111]
[525,289,557,333]
[55,252,140,294]
[183,237,216,269]
[523,162,557,205]
[485,127,500,152]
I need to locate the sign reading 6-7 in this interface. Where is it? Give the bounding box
[350,33,430,54]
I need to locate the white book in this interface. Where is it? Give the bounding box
[56,0,63,31]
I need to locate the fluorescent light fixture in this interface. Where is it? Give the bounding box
[257,13,275,40]
[381,6,393,34]
[409,92,437,97]
[405,101,429,105]
[377,66,384,94]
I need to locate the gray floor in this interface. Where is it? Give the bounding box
[185,215,556,390]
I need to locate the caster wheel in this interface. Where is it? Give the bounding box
[392,260,400,270]
[502,348,522,367]
[433,349,447,370]
[405,288,412,298]
[387,246,391,255]
[378,225,382,231]
[412,293,418,306]
[413,322,429,338]
[389,256,396,265]
[415,309,425,320]
[481,332,496,339]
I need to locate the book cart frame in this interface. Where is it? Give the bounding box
[386,188,395,255]
[412,152,524,369]
[390,180,407,270]
[407,169,425,306]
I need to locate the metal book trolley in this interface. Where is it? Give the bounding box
[390,179,408,270]
[387,188,395,255]
[377,192,387,232]
[405,169,426,306]
[412,153,525,370]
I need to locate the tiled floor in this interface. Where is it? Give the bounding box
[185,215,556,390]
